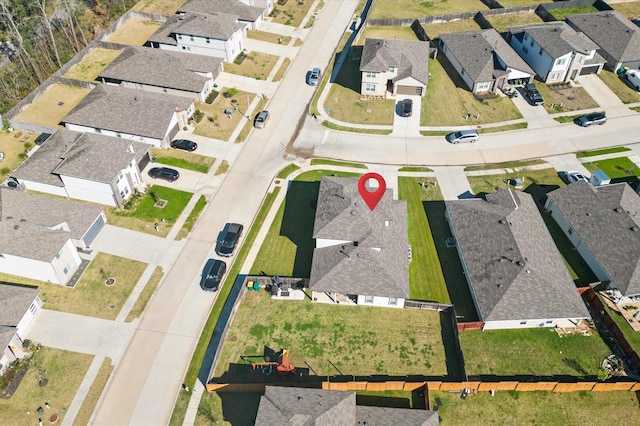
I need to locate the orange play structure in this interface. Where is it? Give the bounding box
[248,349,296,375]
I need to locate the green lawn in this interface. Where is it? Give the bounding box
[459,328,612,376]
[321,121,393,134]
[125,266,163,322]
[486,12,543,33]
[464,159,547,172]
[222,52,279,80]
[370,0,487,19]
[536,83,599,113]
[583,157,640,185]
[310,159,367,169]
[549,5,600,21]
[576,147,631,158]
[72,357,113,426]
[399,166,433,172]
[357,26,419,45]
[151,148,215,173]
[175,195,206,240]
[422,19,482,40]
[276,164,300,179]
[598,70,640,104]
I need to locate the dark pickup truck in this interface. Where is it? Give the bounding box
[524,83,544,106]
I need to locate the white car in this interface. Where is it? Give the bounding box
[559,171,589,184]
[0,152,4,160]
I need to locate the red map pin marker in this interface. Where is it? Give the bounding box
[358,173,386,211]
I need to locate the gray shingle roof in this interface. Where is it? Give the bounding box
[446,189,589,322]
[179,0,263,22]
[98,46,221,93]
[0,188,103,261]
[360,38,430,85]
[0,326,15,350]
[508,21,599,58]
[439,29,534,83]
[547,181,640,296]
[12,129,149,185]
[356,406,439,426]
[0,283,39,327]
[61,85,193,140]
[309,177,409,299]
[147,12,243,44]
[566,11,640,64]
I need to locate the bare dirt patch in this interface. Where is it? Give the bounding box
[104,18,161,45]
[13,84,91,129]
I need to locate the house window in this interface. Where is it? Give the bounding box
[530,40,534,47]
[461,69,464,76]
[556,58,567,66]
[388,66,395,72]
[55,250,62,259]
[365,295,374,304]
[545,320,553,324]
[524,34,528,41]
[63,266,69,274]
[124,186,130,195]
[476,81,491,91]
[365,72,376,78]
[576,56,582,64]
[29,303,37,314]
[206,38,210,44]
[116,132,121,138]
[365,83,376,92]
[178,35,182,40]
[551,72,560,80]
[539,48,543,55]
[120,190,125,199]
[95,128,102,134]
[190,36,194,41]
[568,227,573,235]
[520,321,527,325]
[522,46,528,54]
[389,297,397,306]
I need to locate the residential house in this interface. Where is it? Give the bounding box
[97,46,223,102]
[439,29,534,94]
[507,21,603,83]
[11,129,150,208]
[359,38,430,98]
[61,84,194,148]
[309,176,409,309]
[178,0,267,30]
[566,11,640,71]
[546,181,640,301]
[146,12,245,62]
[446,189,590,330]
[255,386,439,425]
[0,188,106,285]
[0,284,42,375]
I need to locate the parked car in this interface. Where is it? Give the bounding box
[0,152,3,160]
[308,67,321,86]
[523,83,544,105]
[445,130,479,144]
[217,223,244,256]
[201,259,226,292]
[574,112,606,127]
[254,110,270,129]
[170,139,198,151]
[34,133,52,145]
[148,167,179,182]
[558,170,589,184]
[400,99,413,117]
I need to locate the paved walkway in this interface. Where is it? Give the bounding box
[432,166,474,200]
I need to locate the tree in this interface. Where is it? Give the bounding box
[32,0,62,68]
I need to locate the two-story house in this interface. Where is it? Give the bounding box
[178,0,266,30]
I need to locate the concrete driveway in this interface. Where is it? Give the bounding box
[510,88,557,128]
[391,95,422,137]
[576,74,629,117]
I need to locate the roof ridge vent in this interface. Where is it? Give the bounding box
[631,226,639,232]
[614,207,622,212]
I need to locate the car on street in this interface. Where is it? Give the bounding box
[400,99,413,117]
[445,130,479,144]
[574,112,607,127]
[148,167,179,182]
[201,259,226,292]
[254,110,270,129]
[558,170,589,184]
[217,223,244,256]
[523,83,544,105]
[170,139,198,151]
[308,67,321,86]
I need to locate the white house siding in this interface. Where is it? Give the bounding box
[356,294,405,309]
[360,71,387,97]
[17,179,67,197]
[120,80,208,102]
[0,245,78,285]
[61,175,118,207]
[16,296,43,335]
[51,239,82,284]
[483,317,582,331]
[315,238,352,249]
[64,123,164,147]
[506,68,531,81]
[175,29,244,62]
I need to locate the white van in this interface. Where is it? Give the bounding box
[445,130,479,144]
[626,69,640,91]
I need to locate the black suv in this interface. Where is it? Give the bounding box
[148,167,179,182]
[217,223,243,256]
[201,259,226,292]
[523,83,544,105]
[574,112,606,127]
[170,139,198,151]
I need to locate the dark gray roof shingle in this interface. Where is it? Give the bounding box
[309,177,409,299]
[508,21,599,58]
[0,284,39,327]
[179,0,263,22]
[360,38,430,85]
[147,12,243,44]
[446,189,589,322]
[547,181,640,296]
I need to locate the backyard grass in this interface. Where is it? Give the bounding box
[310,158,367,169]
[131,0,180,15]
[432,390,640,425]
[464,159,547,172]
[0,131,37,181]
[38,253,147,320]
[235,96,268,143]
[272,57,291,82]
[611,1,640,18]
[549,5,600,21]
[269,0,313,26]
[460,328,612,376]
[215,160,229,175]
[125,266,164,322]
[13,84,91,129]
[214,291,449,378]
[576,146,631,158]
[356,26,419,45]
[223,52,279,80]
[103,18,161,45]
[193,91,255,141]
[495,0,541,7]
[422,19,482,39]
[105,185,193,236]
[398,166,433,172]
[485,11,543,33]
[537,83,599,113]
[0,347,93,426]
[370,0,487,19]
[246,30,292,45]
[422,58,522,126]
[175,195,207,240]
[63,48,121,81]
[324,60,395,125]
[151,148,215,173]
[275,163,300,179]
[583,157,640,185]
[72,357,113,426]
[321,121,392,134]
[598,70,640,104]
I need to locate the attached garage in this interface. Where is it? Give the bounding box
[82,214,106,246]
[396,85,423,96]
[580,65,601,75]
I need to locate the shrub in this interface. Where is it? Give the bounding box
[18,152,27,160]
[24,142,33,151]
[277,0,287,4]
[269,8,280,17]
[1,167,10,175]
[223,87,239,98]
[193,109,205,123]
[234,51,247,65]
[205,90,219,104]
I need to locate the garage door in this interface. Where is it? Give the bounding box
[167,123,180,141]
[137,151,151,171]
[397,85,422,96]
[83,214,105,246]
[580,65,600,76]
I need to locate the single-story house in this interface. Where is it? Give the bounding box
[359,38,430,98]
[61,84,194,148]
[178,0,266,30]
[97,46,223,102]
[11,129,150,208]
[446,189,590,330]
[439,29,535,93]
[566,11,640,71]
[309,176,409,309]
[0,188,106,285]
[507,21,604,83]
[145,12,245,62]
[255,386,439,426]
[0,284,43,375]
[546,181,640,301]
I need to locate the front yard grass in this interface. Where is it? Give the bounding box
[193,92,255,141]
[310,158,367,169]
[399,166,433,172]
[272,57,291,82]
[223,52,279,80]
[175,195,206,240]
[467,167,564,196]
[269,0,313,26]
[322,121,393,134]
[276,163,300,179]
[246,30,291,45]
[537,83,599,114]
[549,5,600,21]
[72,357,113,426]
[460,328,612,376]
[357,26,419,44]
[151,148,215,173]
[598,70,640,104]
[13,84,91,129]
[370,0,487,19]
[464,159,547,172]
[0,347,93,426]
[39,253,147,320]
[582,157,640,185]
[611,1,640,18]
[63,48,121,81]
[577,146,631,158]
[125,266,164,322]
[105,185,193,236]
[485,12,544,33]
[235,96,269,143]
[422,19,481,39]
[103,18,161,45]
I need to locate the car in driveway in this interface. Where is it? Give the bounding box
[523,83,544,105]
[217,223,243,256]
[558,170,589,184]
[400,99,413,117]
[201,259,226,292]
[445,130,479,144]
[254,110,270,128]
[308,67,321,86]
[170,139,198,151]
[574,112,606,127]
[148,167,179,182]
